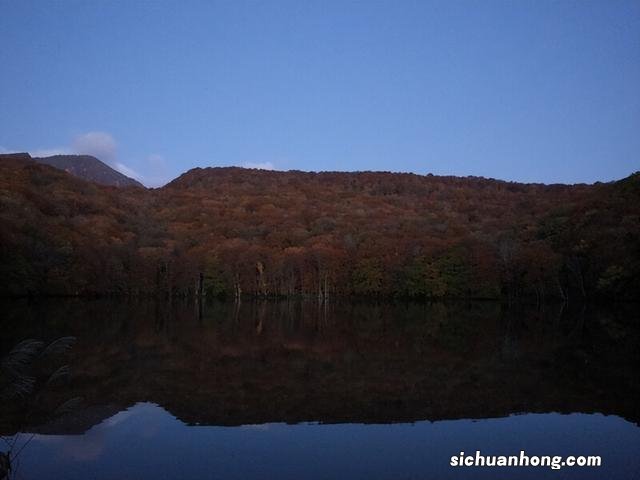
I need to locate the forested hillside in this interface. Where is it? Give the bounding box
[1,157,638,301]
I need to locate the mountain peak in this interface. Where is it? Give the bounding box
[33,154,143,188]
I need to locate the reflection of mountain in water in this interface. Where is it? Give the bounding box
[1,300,638,434]
[13,403,640,480]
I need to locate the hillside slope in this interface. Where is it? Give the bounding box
[0,161,638,300]
[34,154,143,187]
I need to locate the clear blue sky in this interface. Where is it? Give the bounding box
[1,0,639,186]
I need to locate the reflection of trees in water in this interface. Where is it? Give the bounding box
[1,300,638,432]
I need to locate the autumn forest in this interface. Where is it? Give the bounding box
[1,154,638,302]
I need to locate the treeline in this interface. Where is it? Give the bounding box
[0,156,638,301]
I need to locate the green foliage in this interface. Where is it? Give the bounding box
[352,259,384,295]
[398,257,444,298]
[203,258,229,298]
[435,250,471,298]
[397,251,471,299]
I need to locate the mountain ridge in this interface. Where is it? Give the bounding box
[2,151,637,189]
[166,165,632,189]
[0,152,143,188]
[0,157,638,299]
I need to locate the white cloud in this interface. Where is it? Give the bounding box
[243,161,275,170]
[72,131,117,164]
[26,131,139,182]
[114,161,141,180]
[73,132,140,181]
[27,131,116,163]
[18,132,173,187]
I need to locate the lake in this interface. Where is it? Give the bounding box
[1,299,639,479]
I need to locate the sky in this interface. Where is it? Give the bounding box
[1,0,639,187]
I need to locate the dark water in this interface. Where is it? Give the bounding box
[1,299,639,479]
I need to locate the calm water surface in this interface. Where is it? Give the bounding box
[1,300,639,479]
